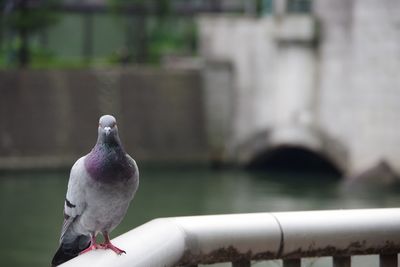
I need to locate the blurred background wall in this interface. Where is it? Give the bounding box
[0,0,400,179]
[0,68,207,168]
[199,0,400,178]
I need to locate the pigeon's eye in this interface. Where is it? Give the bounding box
[112,122,116,128]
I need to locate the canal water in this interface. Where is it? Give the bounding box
[0,166,399,267]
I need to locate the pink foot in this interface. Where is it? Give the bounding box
[79,243,104,255]
[101,242,126,255]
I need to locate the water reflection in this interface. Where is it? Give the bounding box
[0,167,399,267]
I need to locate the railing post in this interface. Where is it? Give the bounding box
[232,259,251,267]
[380,254,398,267]
[283,259,301,267]
[333,256,351,267]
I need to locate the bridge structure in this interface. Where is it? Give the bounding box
[199,0,400,177]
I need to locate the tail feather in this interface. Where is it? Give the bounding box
[51,234,90,266]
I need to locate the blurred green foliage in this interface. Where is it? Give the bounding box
[0,0,61,67]
[146,17,197,64]
[0,0,197,68]
[108,0,197,65]
[2,0,59,31]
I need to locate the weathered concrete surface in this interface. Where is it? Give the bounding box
[202,60,234,163]
[315,0,400,175]
[0,68,208,169]
[198,14,345,172]
[199,0,400,176]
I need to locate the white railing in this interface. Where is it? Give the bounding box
[61,208,400,267]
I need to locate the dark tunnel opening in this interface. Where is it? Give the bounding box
[246,145,342,176]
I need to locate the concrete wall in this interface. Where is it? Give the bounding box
[198,16,280,152]
[198,0,400,175]
[198,15,346,170]
[315,0,400,174]
[0,68,207,169]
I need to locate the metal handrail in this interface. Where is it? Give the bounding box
[60,208,400,267]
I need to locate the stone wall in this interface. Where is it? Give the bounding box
[0,68,208,169]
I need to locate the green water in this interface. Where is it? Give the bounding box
[1,166,399,267]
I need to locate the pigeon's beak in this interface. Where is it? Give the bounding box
[104,127,111,136]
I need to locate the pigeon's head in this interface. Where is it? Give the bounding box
[98,115,119,143]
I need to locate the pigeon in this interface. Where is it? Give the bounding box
[51,115,139,266]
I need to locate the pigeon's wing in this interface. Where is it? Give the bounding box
[60,156,88,241]
[53,157,91,265]
[126,154,139,180]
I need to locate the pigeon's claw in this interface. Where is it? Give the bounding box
[79,243,104,255]
[101,231,126,255]
[101,242,126,255]
[78,241,126,255]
